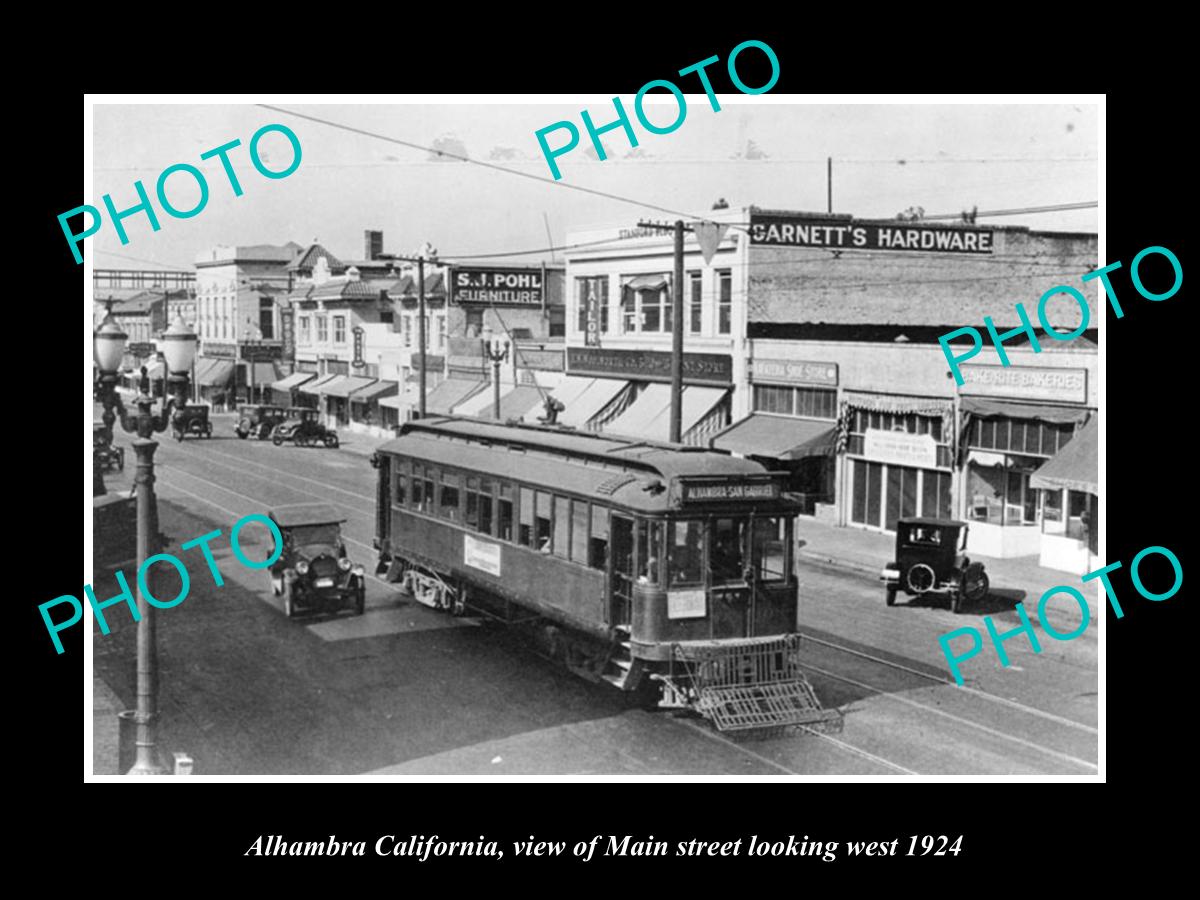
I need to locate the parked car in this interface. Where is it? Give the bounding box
[271,408,339,448]
[880,517,989,613]
[171,404,212,441]
[93,424,124,472]
[267,503,366,618]
[235,404,288,440]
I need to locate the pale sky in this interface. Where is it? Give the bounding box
[89,100,1099,270]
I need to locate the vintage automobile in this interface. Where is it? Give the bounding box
[235,404,288,440]
[93,424,125,472]
[171,404,213,441]
[271,407,339,448]
[880,517,990,613]
[267,503,366,618]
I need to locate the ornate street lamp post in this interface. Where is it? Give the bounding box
[93,309,198,775]
[481,331,510,421]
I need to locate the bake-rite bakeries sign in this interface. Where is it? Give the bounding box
[567,347,732,386]
[750,213,995,254]
[451,267,543,306]
[959,364,1088,403]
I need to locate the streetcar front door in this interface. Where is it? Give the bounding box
[609,515,635,627]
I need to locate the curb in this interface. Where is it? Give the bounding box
[796,550,881,579]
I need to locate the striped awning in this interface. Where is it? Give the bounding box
[558,378,629,428]
[272,371,315,391]
[298,373,339,396]
[196,358,235,386]
[322,375,376,398]
[351,380,399,403]
[1030,416,1098,494]
[605,384,727,444]
[712,414,838,460]
[425,378,486,415]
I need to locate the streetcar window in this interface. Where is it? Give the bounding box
[571,500,589,564]
[439,471,460,521]
[670,520,705,586]
[393,474,407,508]
[553,496,570,558]
[710,518,746,582]
[411,465,424,510]
[753,516,787,582]
[465,477,479,529]
[479,479,494,534]
[498,496,513,542]
[519,487,535,546]
[536,491,552,552]
[637,520,663,585]
[589,505,609,570]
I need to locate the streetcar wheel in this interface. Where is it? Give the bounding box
[885,586,897,607]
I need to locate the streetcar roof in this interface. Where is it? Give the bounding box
[380,416,798,514]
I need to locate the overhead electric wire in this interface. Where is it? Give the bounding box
[256,104,726,228]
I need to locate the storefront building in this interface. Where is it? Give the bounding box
[739,208,1098,569]
[560,213,745,442]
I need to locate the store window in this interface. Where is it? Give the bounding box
[717,269,732,335]
[620,275,672,334]
[851,461,951,531]
[688,271,702,334]
[966,416,1076,527]
[753,385,837,419]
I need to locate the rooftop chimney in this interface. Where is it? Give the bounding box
[365,230,383,261]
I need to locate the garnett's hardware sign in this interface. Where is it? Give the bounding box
[567,347,732,386]
[679,480,781,502]
[452,267,543,305]
[750,213,995,254]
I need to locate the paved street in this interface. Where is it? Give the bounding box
[92,414,1097,776]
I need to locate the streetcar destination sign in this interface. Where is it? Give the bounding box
[679,480,781,502]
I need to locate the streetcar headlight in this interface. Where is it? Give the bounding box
[295,560,310,575]
[338,557,352,571]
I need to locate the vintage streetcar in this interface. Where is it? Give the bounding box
[371,417,840,735]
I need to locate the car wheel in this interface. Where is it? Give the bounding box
[885,586,897,606]
[355,583,366,616]
[270,571,283,597]
[951,588,963,614]
[272,434,284,446]
[174,430,183,442]
[965,572,990,603]
[237,430,247,439]
[324,433,339,449]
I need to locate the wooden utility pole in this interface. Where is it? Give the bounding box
[637,219,692,443]
[827,157,833,213]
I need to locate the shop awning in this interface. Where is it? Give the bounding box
[192,358,216,382]
[379,390,416,411]
[298,373,339,396]
[493,386,545,421]
[558,378,630,427]
[246,362,282,385]
[272,371,315,391]
[605,384,727,443]
[1030,417,1098,494]
[711,414,838,460]
[351,380,399,403]
[196,358,234,386]
[548,376,596,409]
[624,274,669,291]
[960,396,1091,425]
[322,375,376,398]
[426,378,486,415]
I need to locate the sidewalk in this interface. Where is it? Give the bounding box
[335,428,396,459]
[794,515,1097,615]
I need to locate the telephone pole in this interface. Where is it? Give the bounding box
[378,249,438,418]
[637,219,692,443]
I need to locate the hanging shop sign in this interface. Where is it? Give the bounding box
[352,326,365,369]
[862,429,939,469]
[451,267,543,306]
[279,307,295,362]
[750,213,994,255]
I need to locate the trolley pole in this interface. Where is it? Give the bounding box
[669,219,685,443]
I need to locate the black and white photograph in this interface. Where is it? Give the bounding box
[81,95,1105,780]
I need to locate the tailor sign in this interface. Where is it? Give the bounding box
[567,347,732,386]
[750,213,995,255]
